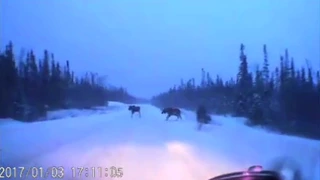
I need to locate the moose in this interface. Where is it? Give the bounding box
[196,105,211,130]
[161,107,182,121]
[128,105,141,118]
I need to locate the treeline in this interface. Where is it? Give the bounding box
[151,44,320,139]
[0,42,137,121]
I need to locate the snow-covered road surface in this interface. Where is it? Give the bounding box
[0,102,319,180]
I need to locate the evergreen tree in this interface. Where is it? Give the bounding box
[0,42,137,121]
[151,43,320,140]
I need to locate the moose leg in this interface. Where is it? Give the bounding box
[131,112,133,118]
[139,111,141,118]
[197,122,202,130]
[166,114,170,121]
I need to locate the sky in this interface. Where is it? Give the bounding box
[1,0,319,98]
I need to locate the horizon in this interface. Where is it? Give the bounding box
[1,0,319,98]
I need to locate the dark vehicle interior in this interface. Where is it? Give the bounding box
[209,171,281,180]
[208,166,283,180]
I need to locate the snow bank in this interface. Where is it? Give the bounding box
[46,101,125,120]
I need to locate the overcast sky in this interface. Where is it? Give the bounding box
[1,0,319,98]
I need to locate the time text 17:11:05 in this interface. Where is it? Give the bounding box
[71,166,123,178]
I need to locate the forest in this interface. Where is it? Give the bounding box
[1,41,319,140]
[151,44,320,140]
[0,42,137,121]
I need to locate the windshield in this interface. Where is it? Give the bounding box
[0,1,319,180]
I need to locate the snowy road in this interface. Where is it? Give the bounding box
[1,102,319,180]
[23,105,223,180]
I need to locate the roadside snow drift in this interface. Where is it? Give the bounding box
[0,102,319,180]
